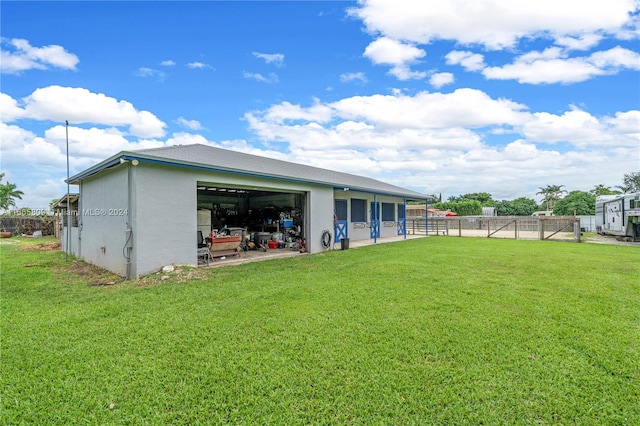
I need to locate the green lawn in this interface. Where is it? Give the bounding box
[2,237,639,425]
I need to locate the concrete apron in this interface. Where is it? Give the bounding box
[203,234,427,268]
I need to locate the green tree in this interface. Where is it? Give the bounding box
[536,185,567,210]
[589,184,620,197]
[0,173,24,210]
[447,192,495,206]
[617,171,640,193]
[433,200,482,216]
[495,197,539,216]
[553,191,595,216]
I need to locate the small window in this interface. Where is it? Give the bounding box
[351,198,366,222]
[397,203,405,220]
[335,200,347,221]
[382,202,395,221]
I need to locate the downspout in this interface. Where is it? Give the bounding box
[373,193,378,244]
[78,183,82,258]
[425,198,429,237]
[403,198,407,240]
[125,162,134,279]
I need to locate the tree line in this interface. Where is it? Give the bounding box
[431,171,640,217]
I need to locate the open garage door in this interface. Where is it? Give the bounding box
[197,183,306,248]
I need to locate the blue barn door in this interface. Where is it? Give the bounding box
[334,199,348,242]
[397,202,406,236]
[370,200,380,239]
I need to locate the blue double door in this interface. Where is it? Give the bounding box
[334,200,348,242]
[335,199,406,241]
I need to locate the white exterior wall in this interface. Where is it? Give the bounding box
[131,163,196,277]
[306,186,334,253]
[78,165,130,276]
[77,160,411,278]
[60,226,80,256]
[130,163,336,276]
[377,194,403,238]
[335,192,406,241]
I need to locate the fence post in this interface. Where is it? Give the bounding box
[539,218,544,240]
[458,219,462,237]
[515,218,518,239]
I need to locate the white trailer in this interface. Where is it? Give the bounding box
[595,192,640,241]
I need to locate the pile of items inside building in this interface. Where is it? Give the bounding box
[198,205,306,258]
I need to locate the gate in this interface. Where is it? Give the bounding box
[334,200,348,242]
[370,201,380,239]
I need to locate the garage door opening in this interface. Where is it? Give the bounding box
[196,183,306,253]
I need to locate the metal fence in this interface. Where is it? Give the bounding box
[407,216,581,242]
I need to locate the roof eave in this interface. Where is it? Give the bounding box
[69,150,428,199]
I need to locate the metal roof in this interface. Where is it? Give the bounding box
[51,193,79,210]
[69,144,427,199]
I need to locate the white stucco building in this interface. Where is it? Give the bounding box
[61,144,428,278]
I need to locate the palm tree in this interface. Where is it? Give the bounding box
[589,184,620,197]
[0,173,24,210]
[536,184,567,211]
[616,171,640,193]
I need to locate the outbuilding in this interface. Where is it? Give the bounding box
[62,144,428,278]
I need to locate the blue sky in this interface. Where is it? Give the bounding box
[2,0,639,209]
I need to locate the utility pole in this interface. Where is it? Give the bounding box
[65,120,70,261]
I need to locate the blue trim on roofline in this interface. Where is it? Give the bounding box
[68,153,427,200]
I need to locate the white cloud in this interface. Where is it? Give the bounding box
[3,86,166,138]
[176,117,204,130]
[0,92,25,122]
[134,67,167,81]
[0,38,79,74]
[522,106,640,147]
[482,46,640,84]
[243,89,639,197]
[363,37,427,80]
[555,34,604,50]
[187,62,213,70]
[160,60,176,66]
[429,72,454,88]
[0,122,36,151]
[604,110,640,135]
[589,45,640,69]
[445,50,486,71]
[388,66,428,81]
[252,52,285,66]
[340,72,368,83]
[329,89,529,130]
[0,120,169,208]
[349,0,638,50]
[243,71,279,83]
[364,37,425,65]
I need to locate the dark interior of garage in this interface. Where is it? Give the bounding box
[196,184,305,252]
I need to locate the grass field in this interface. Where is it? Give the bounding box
[2,237,639,424]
